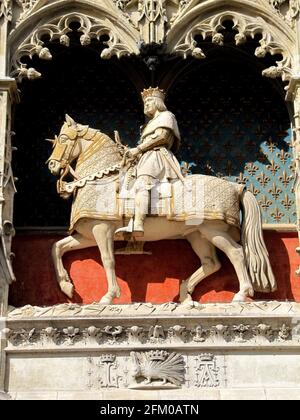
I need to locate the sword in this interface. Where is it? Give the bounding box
[160,147,189,187]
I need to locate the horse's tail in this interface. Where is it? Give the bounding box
[240,190,277,293]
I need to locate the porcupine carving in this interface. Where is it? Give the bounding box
[130,351,185,386]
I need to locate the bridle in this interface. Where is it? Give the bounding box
[47,124,81,198]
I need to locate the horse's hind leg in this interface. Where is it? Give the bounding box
[52,234,96,298]
[92,222,120,305]
[200,226,254,302]
[180,231,221,303]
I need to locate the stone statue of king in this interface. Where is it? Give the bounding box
[116,87,182,236]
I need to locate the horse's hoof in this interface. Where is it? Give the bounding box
[60,281,74,299]
[100,293,115,305]
[232,292,247,302]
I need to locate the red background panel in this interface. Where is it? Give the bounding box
[9,231,300,307]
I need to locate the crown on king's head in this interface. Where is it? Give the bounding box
[141,87,165,101]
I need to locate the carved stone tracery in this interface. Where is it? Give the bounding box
[168,11,294,87]
[10,11,139,81]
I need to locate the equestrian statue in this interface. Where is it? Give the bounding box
[47,87,276,304]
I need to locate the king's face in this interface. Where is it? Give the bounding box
[144,96,156,117]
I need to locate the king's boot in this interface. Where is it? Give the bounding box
[115,190,149,237]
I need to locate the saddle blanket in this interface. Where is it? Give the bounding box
[70,175,244,231]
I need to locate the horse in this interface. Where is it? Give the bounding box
[47,114,276,305]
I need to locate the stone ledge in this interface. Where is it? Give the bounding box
[6,301,300,319]
[9,388,300,400]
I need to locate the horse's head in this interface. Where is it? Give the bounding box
[47,114,84,176]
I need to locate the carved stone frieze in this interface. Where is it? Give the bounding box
[10,12,139,81]
[3,319,298,349]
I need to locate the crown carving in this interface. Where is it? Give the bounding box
[141,87,165,101]
[199,353,214,362]
[99,354,115,363]
[148,350,168,361]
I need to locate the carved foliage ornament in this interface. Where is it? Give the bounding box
[170,12,292,86]
[0,0,12,21]
[269,0,300,24]
[11,12,138,81]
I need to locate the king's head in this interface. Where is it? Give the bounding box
[141,87,166,102]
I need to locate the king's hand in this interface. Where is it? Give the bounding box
[129,147,140,157]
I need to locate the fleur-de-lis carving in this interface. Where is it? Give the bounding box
[271,207,283,222]
[258,195,273,211]
[236,172,248,184]
[266,159,280,175]
[245,162,259,176]
[247,184,260,196]
[266,137,277,152]
[278,170,292,187]
[257,172,270,187]
[277,149,290,164]
[281,194,293,210]
[268,183,282,199]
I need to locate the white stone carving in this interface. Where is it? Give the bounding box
[168,325,187,343]
[269,0,300,25]
[102,325,123,343]
[169,11,293,86]
[7,301,300,319]
[62,326,80,345]
[194,353,219,388]
[130,350,185,387]
[137,0,167,43]
[15,0,38,24]
[87,355,124,388]
[148,324,165,343]
[11,12,139,81]
[0,0,12,21]
[126,325,144,344]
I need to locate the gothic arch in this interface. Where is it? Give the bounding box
[167,1,297,90]
[8,0,140,81]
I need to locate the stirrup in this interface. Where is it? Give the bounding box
[115,218,144,237]
[115,218,134,235]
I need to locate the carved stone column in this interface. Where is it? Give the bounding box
[0,2,18,398]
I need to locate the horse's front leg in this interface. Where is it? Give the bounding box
[52,234,95,298]
[92,222,120,304]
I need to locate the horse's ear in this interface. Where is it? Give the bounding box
[65,114,76,127]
